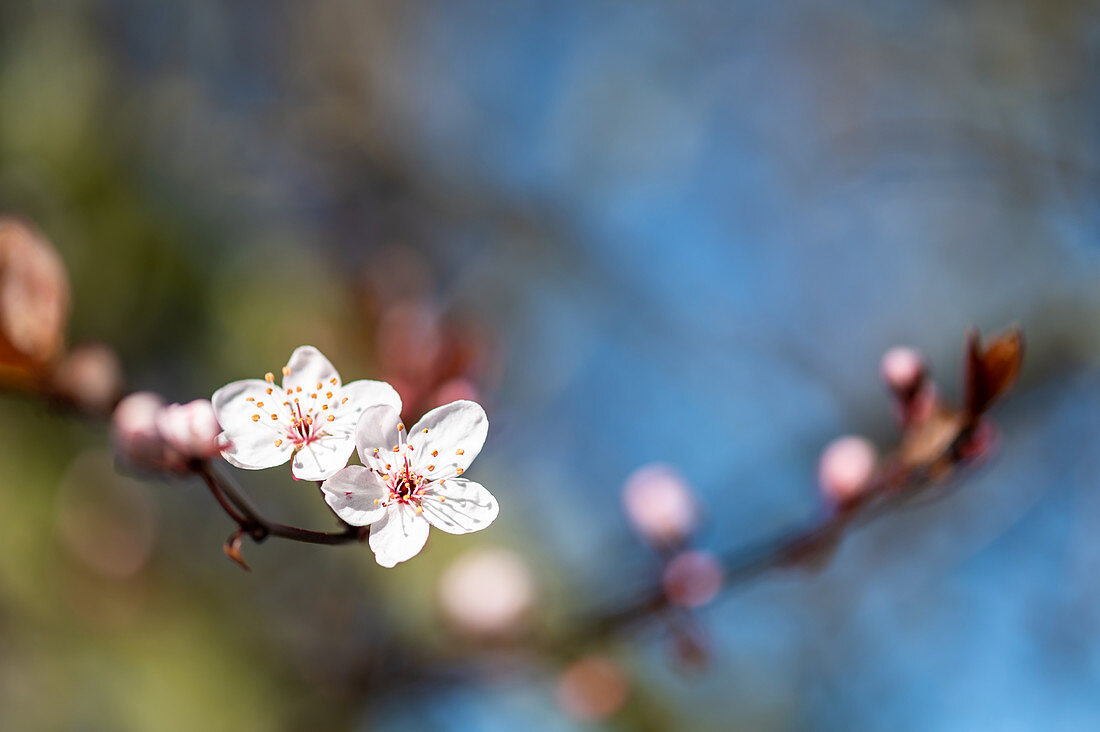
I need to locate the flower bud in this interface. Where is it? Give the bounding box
[438,548,535,638]
[880,347,924,394]
[0,217,70,371]
[156,399,221,460]
[662,550,723,608]
[557,655,630,721]
[50,342,124,414]
[818,435,877,504]
[621,464,697,546]
[112,392,185,472]
[428,377,481,410]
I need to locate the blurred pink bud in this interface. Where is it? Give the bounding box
[50,342,124,414]
[880,347,925,395]
[818,436,877,504]
[157,399,221,460]
[557,655,630,721]
[0,217,70,370]
[621,464,697,546]
[438,548,535,637]
[112,392,184,471]
[662,550,723,608]
[428,377,481,410]
[377,300,443,381]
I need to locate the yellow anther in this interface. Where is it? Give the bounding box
[251,414,260,422]
[265,372,274,383]
[397,423,405,432]
[393,446,400,452]
[456,449,465,455]
[310,393,317,399]
[422,428,429,434]
[431,450,438,457]
[341,397,348,404]
[266,387,273,395]
[438,496,446,503]
[271,413,278,420]
[327,415,335,422]
[414,506,423,515]
[295,386,302,392]
[330,377,337,385]
[322,404,329,410]
[456,468,464,475]
[316,381,322,390]
[427,464,435,471]
[385,464,392,470]
[372,448,379,453]
[246,397,255,402]
[282,366,291,376]
[373,499,381,505]
[257,401,264,408]
[326,391,333,399]
[275,439,283,447]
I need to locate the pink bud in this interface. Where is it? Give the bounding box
[50,342,123,414]
[157,399,221,460]
[621,464,697,546]
[112,392,166,467]
[557,655,630,721]
[438,548,535,637]
[662,551,723,608]
[880,347,924,394]
[428,377,481,410]
[818,436,877,504]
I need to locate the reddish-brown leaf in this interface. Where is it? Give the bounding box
[963,327,1024,419]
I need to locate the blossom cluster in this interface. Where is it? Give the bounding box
[113,346,498,567]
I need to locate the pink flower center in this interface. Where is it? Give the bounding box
[388,458,426,505]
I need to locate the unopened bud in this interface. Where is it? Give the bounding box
[112,392,184,472]
[438,548,535,637]
[50,342,123,414]
[621,464,697,546]
[818,435,877,504]
[557,655,630,721]
[0,217,70,370]
[157,399,221,460]
[662,550,723,608]
[429,377,481,410]
[881,347,925,395]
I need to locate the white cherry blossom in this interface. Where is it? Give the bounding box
[321,399,496,567]
[212,346,400,481]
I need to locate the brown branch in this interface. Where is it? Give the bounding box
[193,462,360,552]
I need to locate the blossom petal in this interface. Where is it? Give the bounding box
[282,346,341,393]
[355,403,404,470]
[321,465,388,526]
[212,379,292,469]
[221,428,293,470]
[421,478,499,535]
[212,379,273,429]
[369,504,430,567]
[337,379,401,427]
[291,434,357,481]
[407,400,489,478]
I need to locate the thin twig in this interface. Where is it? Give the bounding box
[194,461,359,546]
